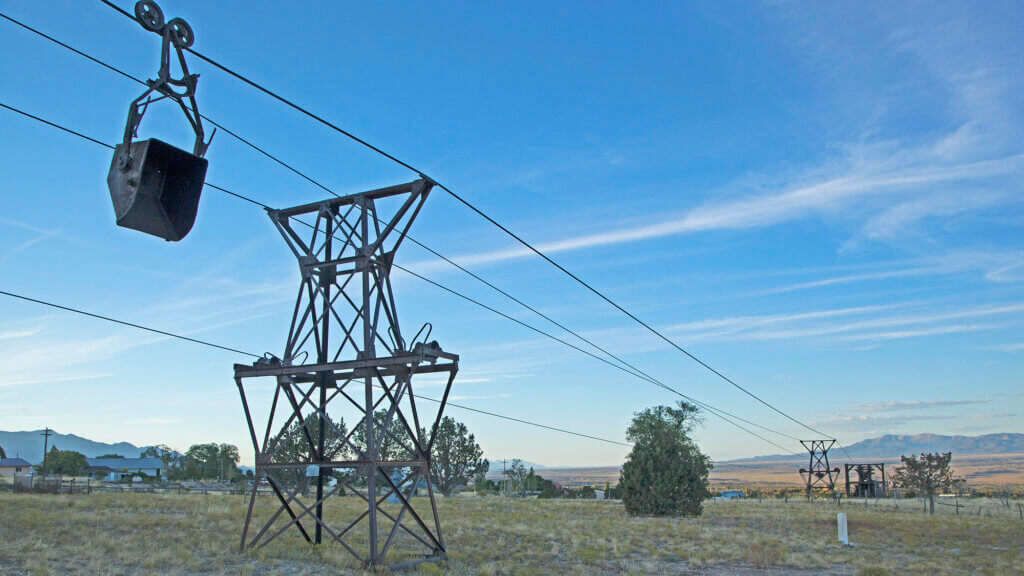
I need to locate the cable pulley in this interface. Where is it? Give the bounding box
[106,0,212,242]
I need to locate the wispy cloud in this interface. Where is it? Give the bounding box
[404,7,1024,284]
[813,413,956,428]
[449,394,511,402]
[767,251,1024,294]
[853,399,992,413]
[992,391,1024,398]
[0,218,59,257]
[124,417,180,425]
[413,377,493,389]
[0,332,163,389]
[662,304,894,339]
[817,391,1019,436]
[406,152,1024,274]
[0,328,40,340]
[556,299,1024,363]
[970,413,1013,420]
[661,301,1024,344]
[841,323,996,342]
[0,373,111,388]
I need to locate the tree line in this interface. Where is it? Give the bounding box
[142,443,243,482]
[267,411,489,497]
[22,442,244,481]
[5,402,970,517]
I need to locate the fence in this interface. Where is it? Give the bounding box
[0,475,251,496]
[749,490,1024,520]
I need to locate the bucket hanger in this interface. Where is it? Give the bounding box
[118,0,214,172]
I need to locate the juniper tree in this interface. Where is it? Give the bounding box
[619,401,712,516]
[352,409,416,462]
[38,445,88,476]
[273,413,349,489]
[505,458,529,496]
[430,416,487,497]
[892,452,964,515]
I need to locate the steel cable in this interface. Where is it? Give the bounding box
[92,0,844,453]
[0,100,799,455]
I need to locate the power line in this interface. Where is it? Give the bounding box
[390,263,799,455]
[5,5,813,453]
[0,289,259,357]
[414,396,629,448]
[93,0,842,449]
[0,288,629,448]
[0,105,620,451]
[0,102,113,150]
[0,8,825,454]
[0,11,802,447]
[0,10,341,199]
[395,236,802,443]
[0,101,798,456]
[0,12,140,85]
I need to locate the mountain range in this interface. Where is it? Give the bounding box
[2,429,1022,466]
[0,429,147,464]
[732,433,1024,462]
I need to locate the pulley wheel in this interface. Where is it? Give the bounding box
[167,17,195,48]
[134,1,165,32]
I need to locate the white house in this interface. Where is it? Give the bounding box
[0,458,32,478]
[86,457,165,481]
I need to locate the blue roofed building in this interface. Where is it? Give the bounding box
[86,457,165,481]
[714,490,746,501]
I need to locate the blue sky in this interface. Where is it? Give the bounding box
[1,1,1022,466]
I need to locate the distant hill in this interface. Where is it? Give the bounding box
[732,433,1024,462]
[0,429,146,464]
[845,433,1024,458]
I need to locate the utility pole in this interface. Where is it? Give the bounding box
[40,427,53,474]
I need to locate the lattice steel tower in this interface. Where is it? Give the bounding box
[234,179,458,568]
[798,439,840,499]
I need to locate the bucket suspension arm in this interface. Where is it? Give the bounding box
[118,1,212,171]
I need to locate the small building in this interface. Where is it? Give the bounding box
[86,457,165,481]
[714,490,746,501]
[0,458,32,478]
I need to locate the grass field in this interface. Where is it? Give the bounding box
[0,492,1021,575]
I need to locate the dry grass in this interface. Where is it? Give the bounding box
[0,493,1021,575]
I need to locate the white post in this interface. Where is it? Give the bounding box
[837,512,849,545]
